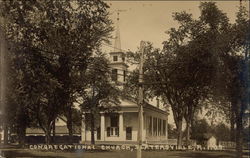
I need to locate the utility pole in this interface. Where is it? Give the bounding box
[137,41,145,158]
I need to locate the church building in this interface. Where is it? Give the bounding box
[80,13,168,144]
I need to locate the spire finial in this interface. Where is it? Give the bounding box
[114,12,121,52]
[113,10,126,52]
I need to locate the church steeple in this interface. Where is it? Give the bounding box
[109,11,128,85]
[114,12,121,52]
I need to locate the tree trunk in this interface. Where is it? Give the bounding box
[18,126,26,146]
[184,110,193,147]
[45,129,51,144]
[90,113,95,145]
[235,115,243,158]
[58,56,72,143]
[235,101,243,158]
[176,119,183,149]
[67,108,73,144]
[3,123,8,145]
[52,120,56,143]
[230,101,236,141]
[185,121,190,146]
[17,108,28,146]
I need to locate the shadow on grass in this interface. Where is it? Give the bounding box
[243,150,250,156]
[174,151,235,158]
[0,149,122,158]
[1,150,64,158]
[0,150,244,158]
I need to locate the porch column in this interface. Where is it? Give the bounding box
[156,118,159,136]
[165,105,169,140]
[119,113,124,140]
[151,117,153,136]
[165,117,168,139]
[81,113,86,143]
[100,113,105,141]
[142,113,146,141]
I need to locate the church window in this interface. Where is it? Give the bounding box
[123,70,126,82]
[107,114,119,137]
[163,120,166,136]
[158,119,162,136]
[153,117,157,136]
[113,56,118,61]
[110,114,118,127]
[111,69,117,81]
[149,116,152,136]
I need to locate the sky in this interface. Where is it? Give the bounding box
[102,0,249,53]
[102,0,249,126]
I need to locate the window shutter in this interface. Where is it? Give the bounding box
[123,70,126,82]
[107,127,110,137]
[116,127,119,136]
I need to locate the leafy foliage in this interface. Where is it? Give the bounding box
[1,0,113,143]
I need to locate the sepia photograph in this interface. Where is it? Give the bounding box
[0,0,249,157]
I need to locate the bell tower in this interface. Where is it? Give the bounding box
[109,11,128,85]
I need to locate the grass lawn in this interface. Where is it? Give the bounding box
[1,149,248,158]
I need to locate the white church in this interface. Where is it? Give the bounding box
[80,14,169,144]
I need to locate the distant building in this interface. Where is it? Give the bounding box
[206,136,217,149]
[25,117,81,143]
[26,117,80,137]
[199,134,218,149]
[244,109,250,127]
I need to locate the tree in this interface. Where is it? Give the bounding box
[5,52,32,145]
[163,2,236,147]
[213,123,231,142]
[144,3,223,148]
[167,123,178,139]
[9,44,63,144]
[126,42,198,148]
[126,2,248,151]
[190,119,211,144]
[0,0,113,144]
[160,3,249,151]
[80,54,120,144]
[209,5,249,157]
[191,120,231,144]
[0,20,9,145]
[229,6,249,158]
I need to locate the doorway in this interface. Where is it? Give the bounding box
[126,127,132,140]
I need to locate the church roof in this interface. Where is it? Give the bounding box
[26,126,81,135]
[109,51,126,55]
[118,95,168,115]
[108,62,128,68]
